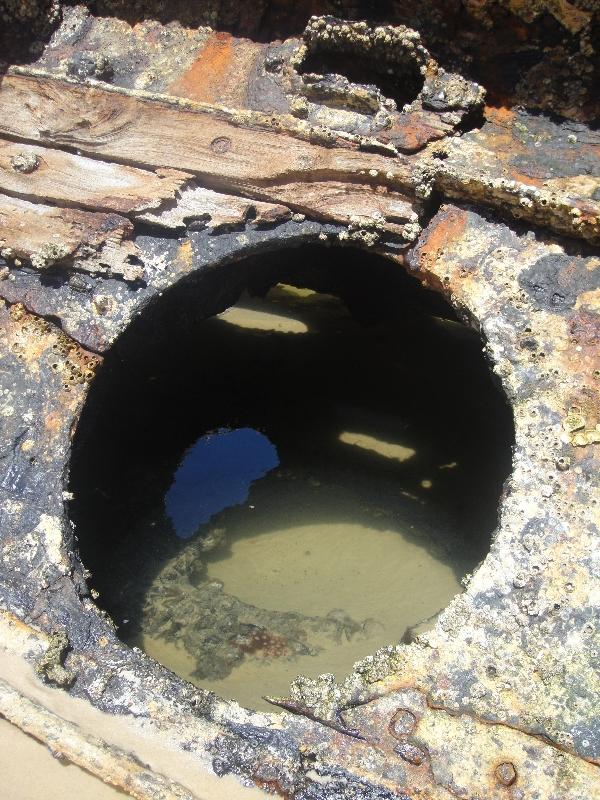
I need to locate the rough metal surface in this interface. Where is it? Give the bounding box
[0,4,598,800]
[429,107,600,244]
[1,1,598,122]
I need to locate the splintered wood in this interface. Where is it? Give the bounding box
[0,195,141,278]
[0,72,419,273]
[0,68,598,278]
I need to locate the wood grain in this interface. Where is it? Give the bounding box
[249,180,416,231]
[0,139,191,215]
[0,194,141,278]
[136,185,291,230]
[0,73,413,213]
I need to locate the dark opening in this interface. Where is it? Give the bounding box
[299,50,425,110]
[69,244,514,709]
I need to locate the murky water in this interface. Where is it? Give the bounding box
[71,280,513,711]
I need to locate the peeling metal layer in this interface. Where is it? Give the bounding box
[29,8,483,153]
[2,2,598,124]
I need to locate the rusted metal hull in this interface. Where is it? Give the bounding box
[0,4,598,799]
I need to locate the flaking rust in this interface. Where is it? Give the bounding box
[0,2,598,799]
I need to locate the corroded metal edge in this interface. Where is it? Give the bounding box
[0,7,598,799]
[0,206,598,798]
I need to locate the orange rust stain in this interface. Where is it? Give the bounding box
[388,114,445,152]
[479,113,547,187]
[177,239,193,271]
[44,410,64,435]
[484,106,517,127]
[507,167,544,188]
[169,32,237,104]
[417,208,468,271]
[169,33,264,108]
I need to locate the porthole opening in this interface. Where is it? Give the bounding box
[70,244,514,710]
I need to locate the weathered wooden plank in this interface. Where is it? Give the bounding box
[0,139,192,215]
[0,130,415,236]
[0,194,141,279]
[249,181,417,234]
[137,182,415,235]
[136,185,291,230]
[0,73,413,206]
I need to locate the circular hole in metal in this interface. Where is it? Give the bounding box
[70,244,514,710]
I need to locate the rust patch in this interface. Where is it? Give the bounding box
[44,411,63,435]
[383,112,450,154]
[177,239,193,271]
[168,32,264,108]
[484,106,517,127]
[414,206,468,280]
[169,31,234,103]
[570,309,600,346]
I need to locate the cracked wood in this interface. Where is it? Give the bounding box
[0,194,140,278]
[0,139,192,215]
[0,72,415,227]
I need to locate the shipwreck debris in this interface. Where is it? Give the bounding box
[0,2,597,798]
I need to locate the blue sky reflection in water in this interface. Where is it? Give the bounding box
[165,427,279,539]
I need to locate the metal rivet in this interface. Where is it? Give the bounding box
[496,761,517,786]
[394,742,426,766]
[389,708,417,738]
[210,136,232,154]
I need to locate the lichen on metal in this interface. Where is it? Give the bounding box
[0,2,598,799]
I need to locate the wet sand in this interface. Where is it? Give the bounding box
[0,717,126,799]
[142,518,461,711]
